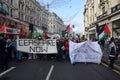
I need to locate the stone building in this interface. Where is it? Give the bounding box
[48,12,65,35]
[0,0,49,33]
[0,0,65,35]
[84,0,120,38]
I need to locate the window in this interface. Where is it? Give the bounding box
[18,12,20,19]
[10,9,12,17]
[0,3,3,11]
[19,3,20,9]
[100,0,104,3]
[6,6,9,15]
[17,23,21,28]
[22,4,24,10]
[102,6,105,14]
[10,0,13,5]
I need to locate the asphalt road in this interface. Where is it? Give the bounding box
[0,60,120,80]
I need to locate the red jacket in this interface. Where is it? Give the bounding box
[65,41,69,51]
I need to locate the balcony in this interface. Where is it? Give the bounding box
[111,4,120,13]
[97,11,107,20]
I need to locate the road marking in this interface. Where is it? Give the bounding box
[45,65,54,80]
[101,62,108,67]
[0,67,16,77]
[101,62,120,75]
[112,69,120,75]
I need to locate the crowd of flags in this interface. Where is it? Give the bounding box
[0,22,111,42]
[62,23,111,42]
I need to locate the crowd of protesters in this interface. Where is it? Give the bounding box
[0,35,120,71]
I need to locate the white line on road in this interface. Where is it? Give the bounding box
[45,65,54,80]
[0,67,16,77]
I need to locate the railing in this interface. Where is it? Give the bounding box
[111,4,120,13]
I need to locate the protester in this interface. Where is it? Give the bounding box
[0,37,8,71]
[56,38,65,61]
[104,37,110,56]
[6,39,13,61]
[65,39,69,61]
[81,35,86,42]
[11,39,17,59]
[109,37,116,69]
[76,38,81,43]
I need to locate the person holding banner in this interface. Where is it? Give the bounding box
[57,38,65,61]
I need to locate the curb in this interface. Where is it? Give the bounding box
[102,59,120,72]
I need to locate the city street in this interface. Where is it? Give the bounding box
[0,60,120,80]
[0,0,120,80]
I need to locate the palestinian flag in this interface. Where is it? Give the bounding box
[66,24,70,34]
[98,24,111,42]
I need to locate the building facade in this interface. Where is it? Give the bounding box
[84,0,120,38]
[0,0,49,33]
[0,0,65,35]
[48,12,65,35]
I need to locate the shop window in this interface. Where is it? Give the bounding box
[5,19,10,26]
[19,2,20,9]
[9,21,14,27]
[22,4,24,10]
[0,18,5,24]
[14,22,17,28]
[17,23,21,28]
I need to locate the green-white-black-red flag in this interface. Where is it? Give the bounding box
[98,23,111,42]
[66,24,70,34]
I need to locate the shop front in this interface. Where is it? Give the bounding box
[0,14,28,38]
[112,19,120,38]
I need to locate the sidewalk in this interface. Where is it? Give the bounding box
[102,49,120,71]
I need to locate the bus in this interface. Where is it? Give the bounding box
[0,14,28,37]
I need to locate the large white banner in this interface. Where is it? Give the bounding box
[17,39,57,54]
[69,40,103,64]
